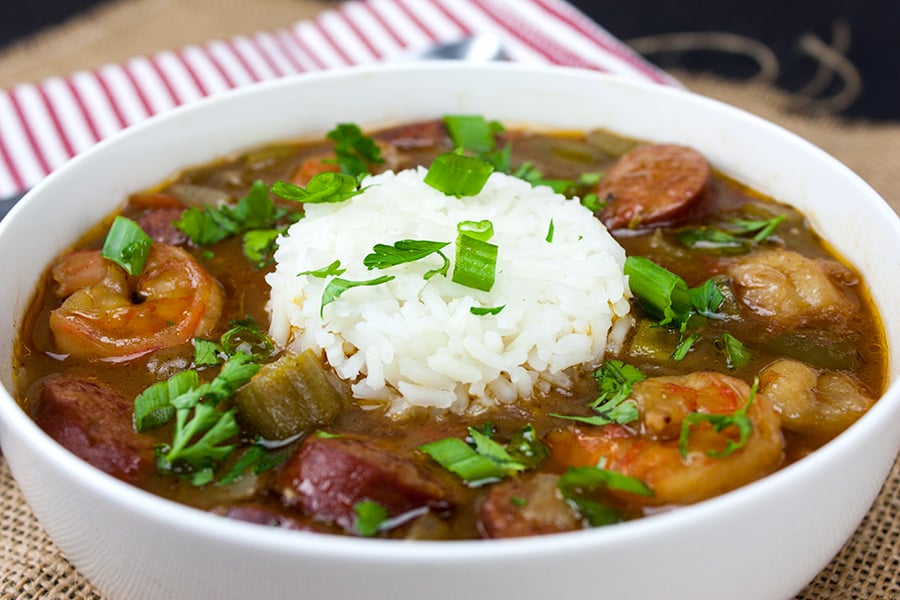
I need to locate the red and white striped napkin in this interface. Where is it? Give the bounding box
[0,0,675,198]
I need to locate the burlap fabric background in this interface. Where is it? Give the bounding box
[0,1,897,598]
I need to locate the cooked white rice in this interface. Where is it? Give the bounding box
[266,167,631,416]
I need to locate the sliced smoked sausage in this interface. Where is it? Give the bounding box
[597,144,710,230]
[280,436,452,533]
[32,374,154,483]
[478,473,580,539]
[136,207,187,245]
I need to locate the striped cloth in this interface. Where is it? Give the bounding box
[0,0,674,198]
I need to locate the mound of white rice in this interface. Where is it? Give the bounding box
[266,167,631,416]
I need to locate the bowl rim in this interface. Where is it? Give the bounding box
[1,61,898,562]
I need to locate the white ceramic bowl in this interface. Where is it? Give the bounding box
[1,63,898,600]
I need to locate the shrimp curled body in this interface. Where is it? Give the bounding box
[49,244,224,361]
[549,372,784,506]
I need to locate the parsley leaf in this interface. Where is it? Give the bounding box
[552,361,645,427]
[362,240,450,277]
[271,171,364,205]
[679,377,757,459]
[325,123,384,177]
[470,305,505,316]
[715,332,752,369]
[557,465,653,527]
[353,500,389,537]
[298,260,346,278]
[320,275,395,316]
[217,444,288,486]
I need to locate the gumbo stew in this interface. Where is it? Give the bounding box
[14,117,886,539]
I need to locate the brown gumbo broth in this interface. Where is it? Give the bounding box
[14,119,886,540]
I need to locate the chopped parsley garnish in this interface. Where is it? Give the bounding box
[243,229,284,268]
[137,353,260,485]
[320,275,396,316]
[217,443,288,486]
[271,171,365,205]
[101,216,153,276]
[174,180,295,266]
[672,334,699,361]
[325,123,384,177]
[679,377,757,459]
[716,332,752,369]
[470,305,505,316]
[689,278,726,319]
[353,500,389,537]
[557,464,653,527]
[192,318,273,366]
[552,360,644,426]
[677,214,786,253]
[363,239,450,279]
[298,259,346,278]
[424,152,494,197]
[505,424,550,469]
[177,180,283,245]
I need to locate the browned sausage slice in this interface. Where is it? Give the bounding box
[211,503,329,532]
[32,375,154,483]
[136,207,187,245]
[478,473,581,539]
[372,119,448,150]
[280,436,452,533]
[597,144,710,230]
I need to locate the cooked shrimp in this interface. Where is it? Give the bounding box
[49,244,223,361]
[758,358,874,439]
[548,372,784,505]
[727,249,857,333]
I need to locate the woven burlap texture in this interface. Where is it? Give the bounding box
[1,1,898,598]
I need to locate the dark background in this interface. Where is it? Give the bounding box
[1,0,896,120]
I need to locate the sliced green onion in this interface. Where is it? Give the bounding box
[419,437,508,485]
[457,219,494,241]
[134,369,199,432]
[419,427,527,487]
[624,256,693,328]
[452,230,498,292]
[444,114,502,153]
[424,153,494,197]
[545,219,555,243]
[101,216,153,276]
